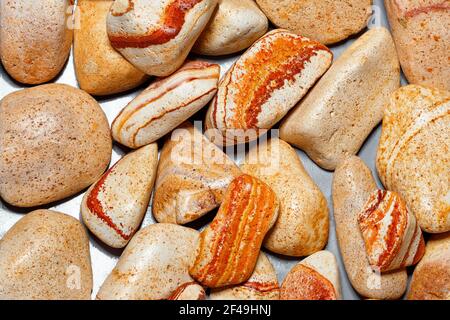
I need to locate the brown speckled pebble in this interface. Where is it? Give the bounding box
[332,156,407,300]
[0,210,93,300]
[0,0,73,84]
[0,83,112,207]
[241,138,329,257]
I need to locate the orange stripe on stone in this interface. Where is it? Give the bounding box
[233,184,274,282]
[216,179,257,284]
[167,282,205,300]
[243,281,279,293]
[358,190,386,255]
[358,190,423,272]
[194,176,252,283]
[204,175,256,286]
[131,87,218,146]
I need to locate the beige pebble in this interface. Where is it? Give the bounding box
[376,85,450,233]
[408,232,450,300]
[0,210,93,300]
[255,0,372,45]
[153,122,241,225]
[385,0,450,91]
[97,223,201,300]
[332,156,407,299]
[241,138,329,257]
[74,0,148,96]
[0,84,112,207]
[280,27,400,171]
[81,144,159,248]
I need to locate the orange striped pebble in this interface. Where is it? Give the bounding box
[81,143,159,248]
[112,61,220,149]
[189,174,279,288]
[205,29,332,146]
[168,282,206,300]
[106,0,218,76]
[280,251,341,300]
[281,265,336,300]
[153,122,241,225]
[358,190,425,272]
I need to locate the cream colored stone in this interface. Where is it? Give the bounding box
[0,210,93,300]
[74,0,148,96]
[332,156,407,299]
[0,0,73,84]
[385,0,450,91]
[106,0,218,76]
[97,223,200,300]
[255,0,372,45]
[81,144,159,248]
[193,0,268,55]
[377,85,450,233]
[153,122,241,225]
